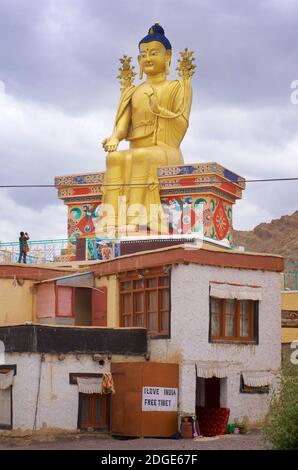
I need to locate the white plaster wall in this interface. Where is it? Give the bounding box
[225,367,272,423]
[178,362,196,416]
[6,353,111,431]
[150,263,281,423]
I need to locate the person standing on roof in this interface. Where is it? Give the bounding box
[18,231,30,264]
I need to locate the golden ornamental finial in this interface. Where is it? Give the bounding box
[117,55,136,91]
[176,48,196,79]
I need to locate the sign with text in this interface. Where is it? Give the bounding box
[142,386,178,412]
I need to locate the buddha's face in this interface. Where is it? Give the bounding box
[138,41,171,77]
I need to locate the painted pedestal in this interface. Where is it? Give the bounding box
[55,162,245,255]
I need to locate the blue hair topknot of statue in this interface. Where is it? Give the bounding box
[149,24,165,35]
[139,23,172,50]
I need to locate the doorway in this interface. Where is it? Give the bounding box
[196,376,227,408]
[74,287,107,326]
[205,377,220,408]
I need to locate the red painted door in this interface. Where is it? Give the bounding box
[92,287,107,326]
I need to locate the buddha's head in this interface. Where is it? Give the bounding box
[138,24,172,79]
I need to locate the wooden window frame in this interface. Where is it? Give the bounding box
[55,285,75,318]
[119,269,171,338]
[69,373,110,431]
[77,392,110,431]
[209,297,257,343]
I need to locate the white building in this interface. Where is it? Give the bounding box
[0,324,147,433]
[89,242,283,430]
[0,242,283,435]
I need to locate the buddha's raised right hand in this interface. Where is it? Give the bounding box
[102,136,119,153]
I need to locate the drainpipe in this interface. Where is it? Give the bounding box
[33,353,44,431]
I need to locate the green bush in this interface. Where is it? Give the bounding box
[263,364,298,449]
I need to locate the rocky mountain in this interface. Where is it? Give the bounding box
[233,211,298,266]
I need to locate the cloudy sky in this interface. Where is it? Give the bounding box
[0,0,298,242]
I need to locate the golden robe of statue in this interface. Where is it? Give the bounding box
[99,24,195,234]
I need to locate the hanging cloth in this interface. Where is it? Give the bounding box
[210,283,262,301]
[102,373,115,394]
[77,376,103,394]
[196,362,229,379]
[242,371,273,387]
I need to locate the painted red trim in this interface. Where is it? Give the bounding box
[0,265,76,281]
[73,187,91,196]
[90,246,284,277]
[0,247,284,284]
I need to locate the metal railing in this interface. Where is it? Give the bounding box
[0,239,74,264]
[0,237,121,264]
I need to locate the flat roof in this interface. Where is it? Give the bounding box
[0,264,78,281]
[0,241,284,281]
[89,243,284,277]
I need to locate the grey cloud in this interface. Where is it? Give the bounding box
[0,0,298,239]
[0,0,297,112]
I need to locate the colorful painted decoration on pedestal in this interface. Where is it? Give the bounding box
[213,200,229,240]
[68,203,100,242]
[162,198,183,234]
[161,195,232,241]
[57,162,243,245]
[162,197,199,234]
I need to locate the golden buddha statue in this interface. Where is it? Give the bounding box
[98,24,195,235]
